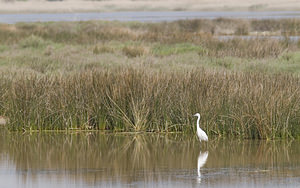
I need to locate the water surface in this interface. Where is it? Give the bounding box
[1,11,300,24]
[0,132,299,187]
[217,35,300,42]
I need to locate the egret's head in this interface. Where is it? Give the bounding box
[193,113,200,117]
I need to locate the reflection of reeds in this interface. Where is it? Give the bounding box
[119,134,150,169]
[0,133,200,184]
[0,133,299,185]
[207,138,299,170]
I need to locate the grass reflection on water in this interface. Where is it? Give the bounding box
[0,132,299,187]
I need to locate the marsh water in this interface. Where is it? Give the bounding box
[0,132,299,188]
[217,35,300,42]
[2,11,300,24]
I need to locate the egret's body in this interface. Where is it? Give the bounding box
[194,113,208,142]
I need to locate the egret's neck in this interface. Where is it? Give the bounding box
[196,115,201,130]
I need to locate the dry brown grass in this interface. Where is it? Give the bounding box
[93,45,114,54]
[122,45,149,58]
[203,38,288,58]
[1,19,296,59]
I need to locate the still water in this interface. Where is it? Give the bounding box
[1,11,300,24]
[217,35,300,42]
[0,132,299,188]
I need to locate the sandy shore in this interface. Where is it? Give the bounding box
[0,0,300,13]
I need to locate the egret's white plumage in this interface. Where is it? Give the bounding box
[194,113,208,142]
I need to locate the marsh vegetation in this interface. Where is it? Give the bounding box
[0,18,300,139]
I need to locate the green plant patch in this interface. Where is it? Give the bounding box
[152,43,204,56]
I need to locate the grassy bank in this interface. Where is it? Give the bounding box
[2,18,300,42]
[1,19,300,139]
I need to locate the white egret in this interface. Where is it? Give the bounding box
[194,113,208,142]
[197,151,209,181]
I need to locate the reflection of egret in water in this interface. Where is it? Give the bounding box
[197,151,208,183]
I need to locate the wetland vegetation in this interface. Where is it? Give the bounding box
[0,18,300,139]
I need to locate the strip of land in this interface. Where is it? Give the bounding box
[0,0,300,13]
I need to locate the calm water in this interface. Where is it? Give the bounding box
[0,132,299,188]
[1,11,300,24]
[217,35,300,42]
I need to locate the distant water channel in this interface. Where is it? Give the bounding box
[1,11,300,24]
[217,35,300,42]
[0,132,299,188]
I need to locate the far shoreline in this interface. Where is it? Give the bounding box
[0,0,300,14]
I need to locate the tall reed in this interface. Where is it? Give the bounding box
[1,69,300,139]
